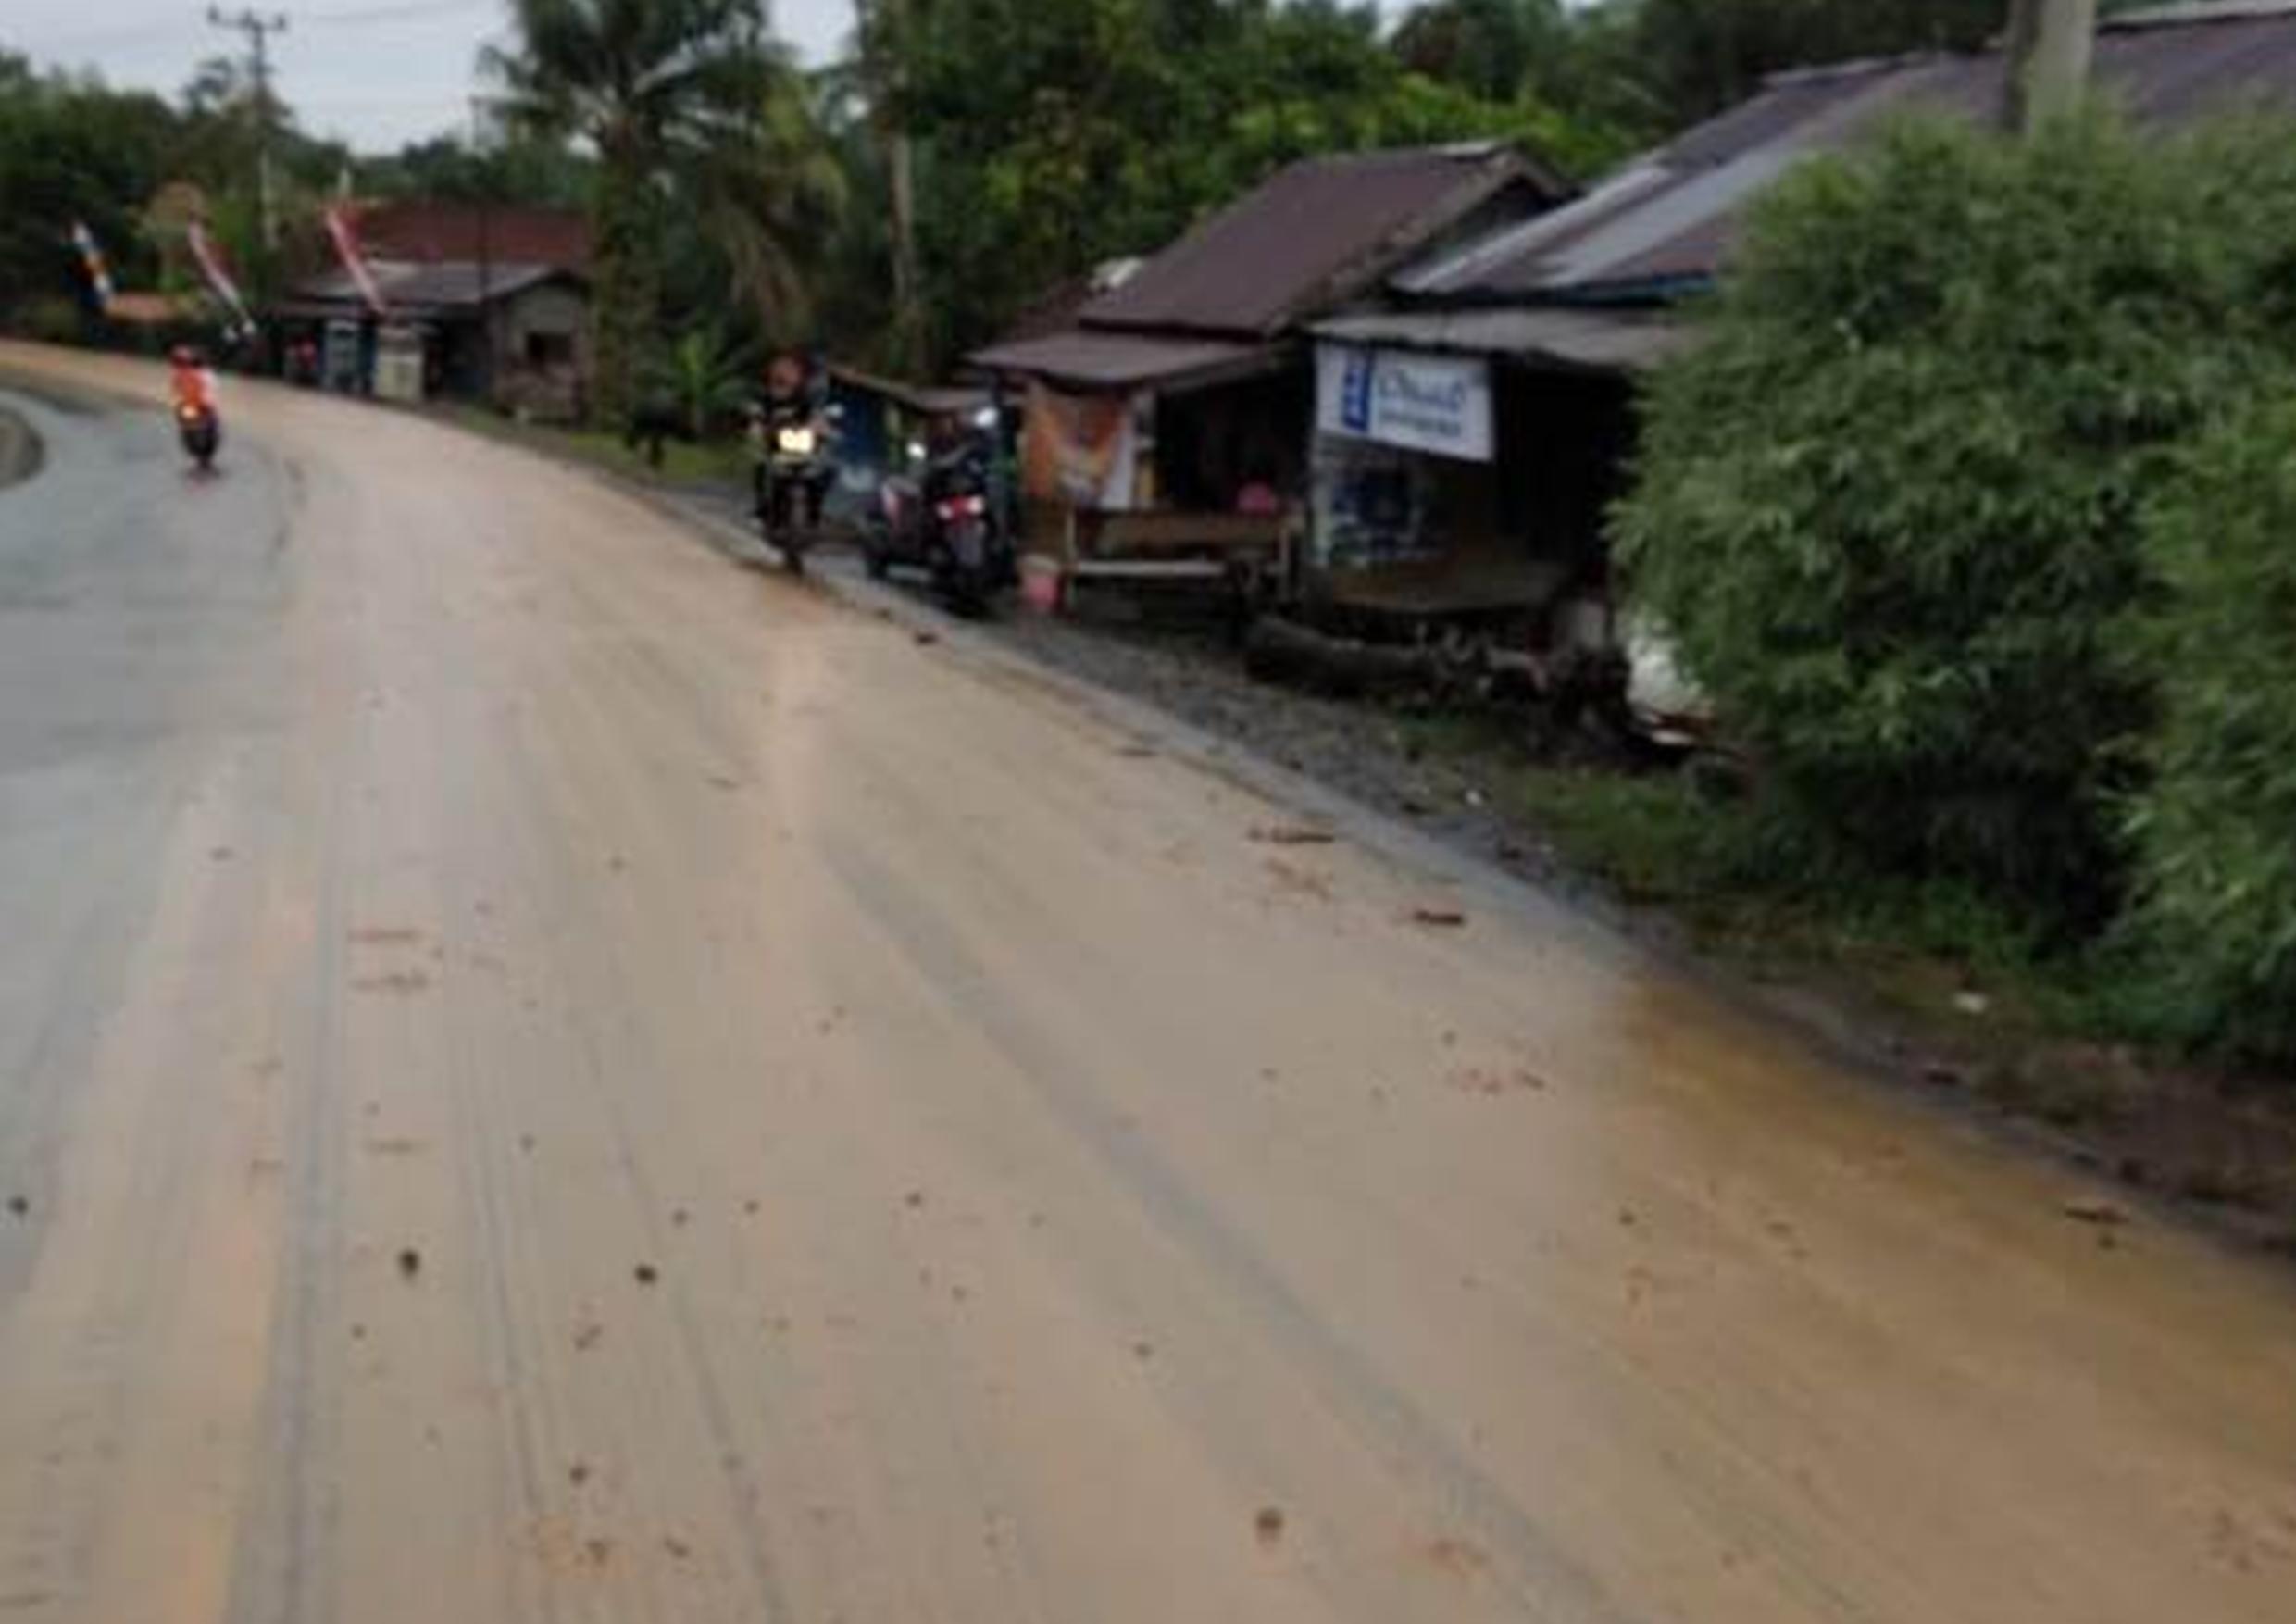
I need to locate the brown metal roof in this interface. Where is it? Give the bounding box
[1311,306,1700,373]
[281,260,580,318]
[353,201,592,271]
[826,363,986,419]
[1400,6,2296,304]
[1079,143,1566,339]
[968,330,1279,393]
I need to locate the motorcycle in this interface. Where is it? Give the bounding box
[751,404,834,573]
[175,400,220,472]
[863,417,1015,615]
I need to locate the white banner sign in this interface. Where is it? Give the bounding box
[1316,343,1492,463]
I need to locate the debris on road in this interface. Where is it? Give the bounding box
[6,1194,26,1218]
[634,1263,659,1286]
[1250,824,1337,846]
[397,1247,422,1280]
[2062,1196,2131,1229]
[1411,906,1467,928]
[1254,1506,1285,1548]
[1447,1066,1546,1097]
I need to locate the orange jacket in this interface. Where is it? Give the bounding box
[169,365,217,413]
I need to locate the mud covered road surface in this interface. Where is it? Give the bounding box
[0,344,2292,1624]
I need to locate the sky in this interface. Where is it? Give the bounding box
[6,0,864,154]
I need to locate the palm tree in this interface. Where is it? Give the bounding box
[483,0,780,425]
[690,58,848,346]
[649,323,754,442]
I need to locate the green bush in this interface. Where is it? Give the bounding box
[2129,397,2296,1060]
[1614,114,2296,921]
[7,294,85,344]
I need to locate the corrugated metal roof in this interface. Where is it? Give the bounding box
[1311,306,1699,372]
[1079,144,1566,339]
[1401,6,2296,304]
[968,330,1278,392]
[827,363,986,418]
[286,260,579,313]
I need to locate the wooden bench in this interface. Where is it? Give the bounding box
[1041,507,1292,607]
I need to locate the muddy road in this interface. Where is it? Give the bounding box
[0,344,2290,1624]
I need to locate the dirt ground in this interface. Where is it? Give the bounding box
[811,544,2296,1265]
[485,431,2296,1263]
[14,354,2278,1622]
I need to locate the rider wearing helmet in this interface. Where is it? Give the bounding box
[746,352,832,531]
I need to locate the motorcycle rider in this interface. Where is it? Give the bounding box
[746,352,832,535]
[168,344,222,468]
[168,344,218,418]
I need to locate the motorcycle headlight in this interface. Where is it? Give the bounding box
[776,427,817,456]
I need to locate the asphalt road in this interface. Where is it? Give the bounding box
[0,344,2291,1624]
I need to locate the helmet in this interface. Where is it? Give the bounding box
[169,344,200,368]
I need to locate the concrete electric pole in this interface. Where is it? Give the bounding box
[2003,0,2098,133]
[206,6,290,249]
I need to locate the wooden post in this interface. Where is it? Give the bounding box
[2003,0,2098,133]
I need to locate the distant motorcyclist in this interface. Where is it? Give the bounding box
[746,352,835,568]
[168,344,222,470]
[168,345,218,417]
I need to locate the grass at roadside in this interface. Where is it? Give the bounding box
[1399,711,2101,1030]
[437,404,750,488]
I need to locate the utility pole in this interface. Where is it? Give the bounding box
[207,6,289,250]
[2002,0,2097,133]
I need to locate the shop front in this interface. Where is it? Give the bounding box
[1304,307,1688,634]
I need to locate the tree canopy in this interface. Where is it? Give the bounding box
[16,0,2225,381]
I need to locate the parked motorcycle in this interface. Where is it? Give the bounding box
[175,400,220,472]
[863,414,1014,615]
[750,401,834,573]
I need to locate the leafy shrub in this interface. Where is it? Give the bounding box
[1614,113,2296,921]
[2128,397,2296,1061]
[6,294,85,344]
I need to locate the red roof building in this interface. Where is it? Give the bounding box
[350,201,592,273]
